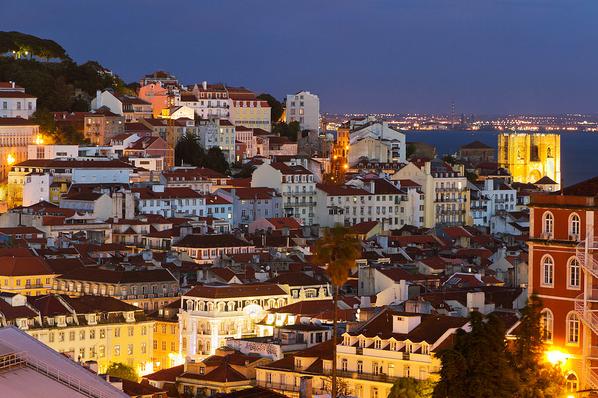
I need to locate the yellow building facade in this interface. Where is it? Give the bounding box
[152,318,181,371]
[498,132,561,189]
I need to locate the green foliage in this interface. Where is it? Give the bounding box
[314,225,361,288]
[257,93,284,122]
[388,377,434,398]
[32,109,88,145]
[0,32,129,112]
[406,142,417,159]
[0,31,69,60]
[175,132,205,167]
[174,133,230,175]
[272,121,300,142]
[433,312,518,398]
[205,147,230,175]
[105,362,138,382]
[511,295,565,398]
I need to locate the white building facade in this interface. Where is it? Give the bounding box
[285,91,320,131]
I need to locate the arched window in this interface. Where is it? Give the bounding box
[541,309,553,342]
[542,211,554,237]
[566,372,578,393]
[568,257,581,289]
[567,312,580,344]
[569,213,580,238]
[541,255,554,287]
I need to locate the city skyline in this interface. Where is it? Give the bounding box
[3,0,598,115]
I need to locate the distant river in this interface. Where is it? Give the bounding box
[405,130,598,186]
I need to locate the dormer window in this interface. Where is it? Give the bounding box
[125,312,135,322]
[374,340,382,349]
[405,342,412,353]
[88,314,97,325]
[421,343,429,355]
[295,358,302,369]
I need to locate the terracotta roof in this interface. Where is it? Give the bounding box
[122,379,165,396]
[163,167,225,179]
[0,117,38,126]
[535,176,557,185]
[316,183,369,196]
[222,187,279,200]
[0,90,36,98]
[216,386,287,398]
[350,221,379,235]
[144,365,185,382]
[205,194,232,205]
[174,234,253,249]
[0,300,38,320]
[57,268,177,284]
[184,283,286,299]
[443,226,474,239]
[264,217,302,230]
[0,227,44,236]
[0,256,53,276]
[269,299,334,316]
[348,308,468,343]
[268,272,322,286]
[269,162,311,175]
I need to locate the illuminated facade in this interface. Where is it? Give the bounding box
[498,133,561,190]
[178,284,290,361]
[527,178,598,394]
[0,294,154,375]
[0,118,38,182]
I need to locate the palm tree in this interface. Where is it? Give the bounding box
[314,225,361,398]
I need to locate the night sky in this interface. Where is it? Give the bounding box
[3,0,598,115]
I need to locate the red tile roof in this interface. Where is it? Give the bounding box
[0,256,54,276]
[184,283,286,298]
[264,217,302,230]
[174,234,253,249]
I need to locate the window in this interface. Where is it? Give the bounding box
[114,327,120,337]
[541,255,554,287]
[568,257,581,289]
[341,358,348,371]
[566,373,579,393]
[567,312,580,344]
[374,339,382,349]
[542,212,554,237]
[127,344,134,355]
[569,213,580,238]
[357,361,363,374]
[114,345,120,356]
[541,309,554,342]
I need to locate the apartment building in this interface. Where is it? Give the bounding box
[285,91,319,131]
[251,162,316,226]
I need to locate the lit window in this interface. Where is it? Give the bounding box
[568,257,581,289]
[541,255,554,287]
[541,309,554,342]
[569,214,580,238]
[567,312,580,344]
[542,212,554,237]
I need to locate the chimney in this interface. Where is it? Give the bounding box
[466,291,485,313]
[299,376,313,398]
[10,81,15,89]
[202,81,207,90]
[392,314,421,334]
[96,90,102,108]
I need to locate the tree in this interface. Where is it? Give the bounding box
[314,226,361,398]
[205,147,230,175]
[406,142,417,159]
[433,312,518,398]
[272,121,300,142]
[257,93,284,123]
[388,377,434,398]
[175,132,205,167]
[511,295,565,397]
[105,362,138,382]
[323,375,353,398]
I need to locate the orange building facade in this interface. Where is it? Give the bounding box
[529,180,598,394]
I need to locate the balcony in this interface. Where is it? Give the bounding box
[574,291,598,335]
[324,369,399,384]
[576,240,598,279]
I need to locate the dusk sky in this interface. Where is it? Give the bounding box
[3,0,598,115]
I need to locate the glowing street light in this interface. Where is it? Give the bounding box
[6,153,16,166]
[545,349,569,366]
[34,134,44,145]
